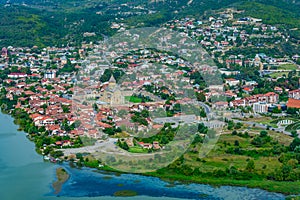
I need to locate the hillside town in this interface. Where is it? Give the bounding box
[0,9,299,159]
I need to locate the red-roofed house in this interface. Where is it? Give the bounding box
[287,98,300,109]
[39,116,55,126]
[274,87,283,94]
[230,92,278,107]
[97,121,113,129]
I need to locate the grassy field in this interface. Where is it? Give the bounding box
[277,64,298,71]
[270,72,289,78]
[146,128,299,195]
[128,146,148,153]
[125,96,142,103]
[184,133,290,173]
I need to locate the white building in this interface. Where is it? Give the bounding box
[253,103,269,113]
[44,70,56,79]
[8,73,27,78]
[225,78,240,87]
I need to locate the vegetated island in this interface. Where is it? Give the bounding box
[113,190,138,197]
[52,167,70,194]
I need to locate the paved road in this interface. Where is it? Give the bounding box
[62,138,118,156]
[189,100,211,114]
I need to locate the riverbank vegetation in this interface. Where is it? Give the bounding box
[145,129,300,194]
[68,127,300,195]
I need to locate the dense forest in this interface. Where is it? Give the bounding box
[0,0,299,47]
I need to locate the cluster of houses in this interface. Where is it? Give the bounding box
[4,76,77,136]
[210,87,300,114]
[0,8,299,152]
[0,46,92,148]
[164,9,299,70]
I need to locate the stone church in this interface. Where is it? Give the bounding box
[98,75,125,106]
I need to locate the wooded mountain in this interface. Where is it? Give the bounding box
[0,0,299,47]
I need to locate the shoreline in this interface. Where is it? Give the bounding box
[64,160,300,196]
[1,110,300,196]
[145,172,300,196]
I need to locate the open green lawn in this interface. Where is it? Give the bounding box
[125,96,142,103]
[277,64,298,71]
[270,72,289,78]
[128,146,148,153]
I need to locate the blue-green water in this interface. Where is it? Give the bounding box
[0,112,287,200]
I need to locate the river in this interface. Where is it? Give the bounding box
[0,112,286,200]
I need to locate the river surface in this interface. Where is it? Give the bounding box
[0,112,287,200]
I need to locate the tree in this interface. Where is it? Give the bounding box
[246,160,255,172]
[272,107,282,113]
[141,109,150,118]
[291,131,298,138]
[287,159,298,169]
[234,140,240,146]
[61,119,71,132]
[40,104,47,109]
[76,153,83,160]
[50,150,64,158]
[118,140,129,151]
[46,85,54,90]
[196,92,206,102]
[198,123,208,134]
[281,164,292,181]
[234,122,243,129]
[62,105,70,113]
[260,130,268,137]
[122,142,129,150]
[290,138,300,151]
[104,127,116,135]
[192,134,203,144]
[199,109,207,118]
[92,103,99,112]
[251,136,263,147]
[227,120,235,130]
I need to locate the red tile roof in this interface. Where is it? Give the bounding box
[287,98,300,108]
